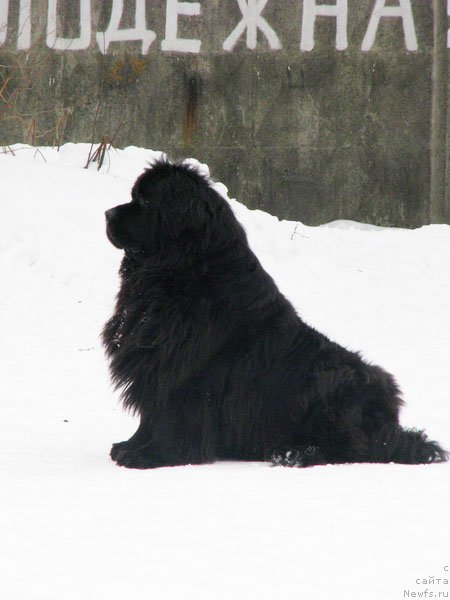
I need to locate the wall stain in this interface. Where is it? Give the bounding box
[107,55,146,88]
[182,73,202,148]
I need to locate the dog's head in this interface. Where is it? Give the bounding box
[105,159,243,257]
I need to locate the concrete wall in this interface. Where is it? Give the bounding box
[0,0,448,226]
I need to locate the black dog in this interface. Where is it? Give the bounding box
[103,160,447,469]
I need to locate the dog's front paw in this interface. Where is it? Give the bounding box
[113,446,161,469]
[110,441,131,461]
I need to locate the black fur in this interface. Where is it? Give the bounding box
[102,159,447,469]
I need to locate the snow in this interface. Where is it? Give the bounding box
[1,144,449,600]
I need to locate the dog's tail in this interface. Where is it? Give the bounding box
[271,426,448,468]
[367,424,448,465]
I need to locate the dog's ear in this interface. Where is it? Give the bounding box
[156,170,216,247]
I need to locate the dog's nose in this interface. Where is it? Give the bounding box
[105,208,116,221]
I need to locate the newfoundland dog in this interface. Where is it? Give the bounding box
[103,159,447,469]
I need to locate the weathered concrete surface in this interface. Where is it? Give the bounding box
[0,0,448,227]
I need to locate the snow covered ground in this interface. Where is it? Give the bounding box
[1,144,449,600]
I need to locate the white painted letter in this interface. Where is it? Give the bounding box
[223,0,281,51]
[1,0,32,49]
[161,0,201,53]
[300,0,348,51]
[47,0,91,50]
[0,0,9,46]
[361,0,417,51]
[96,0,156,55]
[18,0,31,50]
[447,0,450,48]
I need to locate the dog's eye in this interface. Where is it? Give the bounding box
[131,189,142,204]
